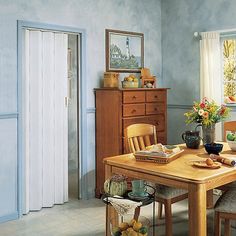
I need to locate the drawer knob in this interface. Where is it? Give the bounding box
[154,108,158,111]
[131,109,136,113]
[154,95,158,98]
[132,96,137,99]
[156,121,159,125]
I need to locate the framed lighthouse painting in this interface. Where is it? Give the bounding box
[105,29,144,72]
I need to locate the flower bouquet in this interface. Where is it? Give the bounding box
[184,98,230,126]
[184,98,230,143]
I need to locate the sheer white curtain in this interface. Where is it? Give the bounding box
[200,32,222,140]
[23,29,68,214]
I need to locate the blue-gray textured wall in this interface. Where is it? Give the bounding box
[162,0,236,144]
[0,0,162,221]
[3,0,236,223]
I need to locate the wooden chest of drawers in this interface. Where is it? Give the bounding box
[94,88,168,197]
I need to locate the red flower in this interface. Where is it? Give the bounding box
[219,106,226,115]
[200,103,205,108]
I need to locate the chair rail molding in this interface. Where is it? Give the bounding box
[86,107,96,113]
[167,104,192,110]
[168,104,236,112]
[226,104,236,112]
[0,112,18,119]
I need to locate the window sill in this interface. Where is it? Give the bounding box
[226,103,236,112]
[226,103,236,106]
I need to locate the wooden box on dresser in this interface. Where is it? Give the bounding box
[94,88,169,197]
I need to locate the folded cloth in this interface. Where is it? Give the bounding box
[107,197,142,216]
[210,154,236,166]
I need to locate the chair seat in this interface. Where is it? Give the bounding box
[215,190,236,213]
[155,184,188,199]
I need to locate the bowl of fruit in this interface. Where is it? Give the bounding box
[226,131,236,151]
[122,75,139,88]
[111,215,150,236]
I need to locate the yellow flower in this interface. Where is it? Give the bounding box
[184,98,230,125]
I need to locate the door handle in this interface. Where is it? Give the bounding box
[64,97,69,107]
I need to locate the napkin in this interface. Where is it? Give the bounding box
[210,154,236,166]
[106,197,142,216]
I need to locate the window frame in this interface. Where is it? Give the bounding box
[220,34,236,107]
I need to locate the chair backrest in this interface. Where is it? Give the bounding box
[224,121,236,141]
[124,123,157,153]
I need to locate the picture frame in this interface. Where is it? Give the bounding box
[105,29,144,72]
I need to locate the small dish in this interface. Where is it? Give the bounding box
[204,143,223,155]
[128,191,149,201]
[193,161,222,169]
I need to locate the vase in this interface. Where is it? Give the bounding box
[202,124,216,144]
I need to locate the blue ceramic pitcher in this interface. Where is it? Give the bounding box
[182,130,201,149]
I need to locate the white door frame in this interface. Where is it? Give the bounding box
[17,20,88,217]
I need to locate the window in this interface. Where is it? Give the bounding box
[223,39,236,103]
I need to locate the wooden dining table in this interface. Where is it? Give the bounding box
[103,143,236,236]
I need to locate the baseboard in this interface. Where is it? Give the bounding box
[87,189,95,199]
[0,212,18,224]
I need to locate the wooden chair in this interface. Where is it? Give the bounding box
[220,121,236,190]
[214,121,236,236]
[223,121,236,141]
[214,189,236,236]
[124,123,188,236]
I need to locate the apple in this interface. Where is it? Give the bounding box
[227,132,235,141]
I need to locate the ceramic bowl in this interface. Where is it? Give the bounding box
[227,140,236,151]
[204,143,223,155]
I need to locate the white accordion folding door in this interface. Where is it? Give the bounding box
[23,29,68,213]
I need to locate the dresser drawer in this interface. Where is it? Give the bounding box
[147,115,165,132]
[123,117,148,129]
[146,103,165,115]
[123,104,145,117]
[146,91,166,102]
[123,91,145,103]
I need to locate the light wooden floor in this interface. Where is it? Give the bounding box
[0,198,235,236]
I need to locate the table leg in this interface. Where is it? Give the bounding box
[188,183,206,236]
[207,189,214,209]
[107,205,118,236]
[153,201,156,236]
[105,164,118,236]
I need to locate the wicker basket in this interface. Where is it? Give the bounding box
[103,72,119,88]
[122,81,139,88]
[110,215,150,236]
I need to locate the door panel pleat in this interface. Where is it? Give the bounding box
[42,32,55,207]
[29,30,43,211]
